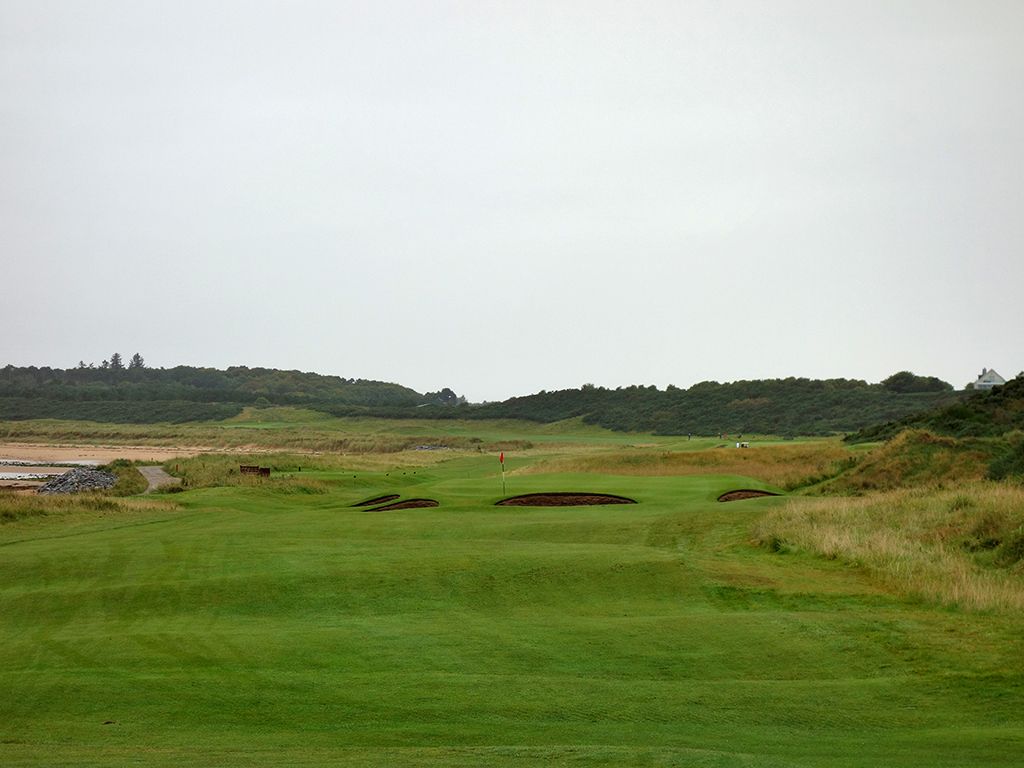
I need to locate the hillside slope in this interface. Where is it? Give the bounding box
[2,361,966,435]
[0,363,430,423]
[817,430,1001,494]
[460,376,962,436]
[848,374,1024,441]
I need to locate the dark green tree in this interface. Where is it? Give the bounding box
[881,371,952,394]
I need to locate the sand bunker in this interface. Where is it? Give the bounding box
[717,489,781,502]
[367,498,439,511]
[353,494,401,507]
[496,493,637,507]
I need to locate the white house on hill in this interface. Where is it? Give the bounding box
[973,368,1006,390]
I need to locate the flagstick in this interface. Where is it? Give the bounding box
[499,452,506,496]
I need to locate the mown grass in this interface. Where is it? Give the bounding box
[754,482,1024,611]
[1,430,1023,765]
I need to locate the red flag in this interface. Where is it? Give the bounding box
[499,452,504,464]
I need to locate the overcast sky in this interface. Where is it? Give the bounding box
[2,1,1022,401]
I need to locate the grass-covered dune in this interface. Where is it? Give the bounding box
[814,429,1003,494]
[2,445,1023,767]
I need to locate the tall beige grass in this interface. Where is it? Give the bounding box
[523,442,853,490]
[166,450,455,489]
[816,429,996,494]
[0,492,173,524]
[0,418,527,454]
[753,482,1024,611]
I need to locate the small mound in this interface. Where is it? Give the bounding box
[496,492,636,507]
[368,498,439,511]
[717,489,781,502]
[352,494,400,507]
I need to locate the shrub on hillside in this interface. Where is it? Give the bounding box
[881,371,953,394]
[989,440,1024,481]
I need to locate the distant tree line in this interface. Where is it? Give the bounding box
[356,374,963,437]
[0,359,459,423]
[69,351,146,376]
[1,359,968,435]
[452,376,962,436]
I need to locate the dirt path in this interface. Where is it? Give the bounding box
[138,467,182,494]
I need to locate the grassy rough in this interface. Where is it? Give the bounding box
[754,482,1024,610]
[524,440,854,490]
[0,491,171,524]
[0,408,631,453]
[814,429,999,494]
[102,459,149,496]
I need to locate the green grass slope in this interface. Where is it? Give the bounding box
[1,455,1022,766]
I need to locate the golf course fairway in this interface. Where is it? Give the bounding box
[2,453,1022,766]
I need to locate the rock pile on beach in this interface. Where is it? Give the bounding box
[37,468,116,495]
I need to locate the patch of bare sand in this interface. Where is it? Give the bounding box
[0,465,71,475]
[0,443,211,464]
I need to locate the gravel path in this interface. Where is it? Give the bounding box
[138,466,181,494]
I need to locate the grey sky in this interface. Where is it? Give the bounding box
[2,1,1022,401]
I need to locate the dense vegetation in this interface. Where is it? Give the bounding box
[0,396,243,423]
[453,376,962,435]
[2,359,966,435]
[0,359,445,423]
[989,439,1024,481]
[848,374,1024,442]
